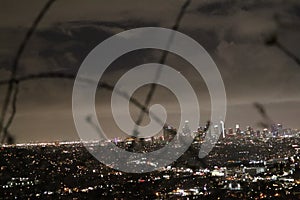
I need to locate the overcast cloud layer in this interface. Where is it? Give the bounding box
[0,0,300,143]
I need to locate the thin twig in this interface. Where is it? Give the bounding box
[0,0,56,140]
[1,81,19,143]
[275,41,300,66]
[133,0,192,136]
[0,0,193,142]
[0,72,166,141]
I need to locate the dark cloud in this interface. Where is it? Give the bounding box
[197,0,293,16]
[197,0,240,15]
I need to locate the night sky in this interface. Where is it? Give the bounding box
[0,0,300,143]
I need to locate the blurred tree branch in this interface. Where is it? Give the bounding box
[0,72,166,142]
[0,0,56,143]
[133,0,192,136]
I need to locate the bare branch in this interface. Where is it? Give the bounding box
[0,0,56,141]
[133,0,192,136]
[0,72,166,142]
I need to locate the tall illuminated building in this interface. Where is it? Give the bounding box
[271,124,279,137]
[235,124,241,135]
[220,121,225,139]
[182,120,191,136]
[163,125,177,142]
[213,124,219,136]
[277,123,283,136]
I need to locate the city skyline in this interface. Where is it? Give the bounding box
[1,1,299,199]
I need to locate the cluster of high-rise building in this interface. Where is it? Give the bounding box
[191,121,298,140]
[159,121,298,146]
